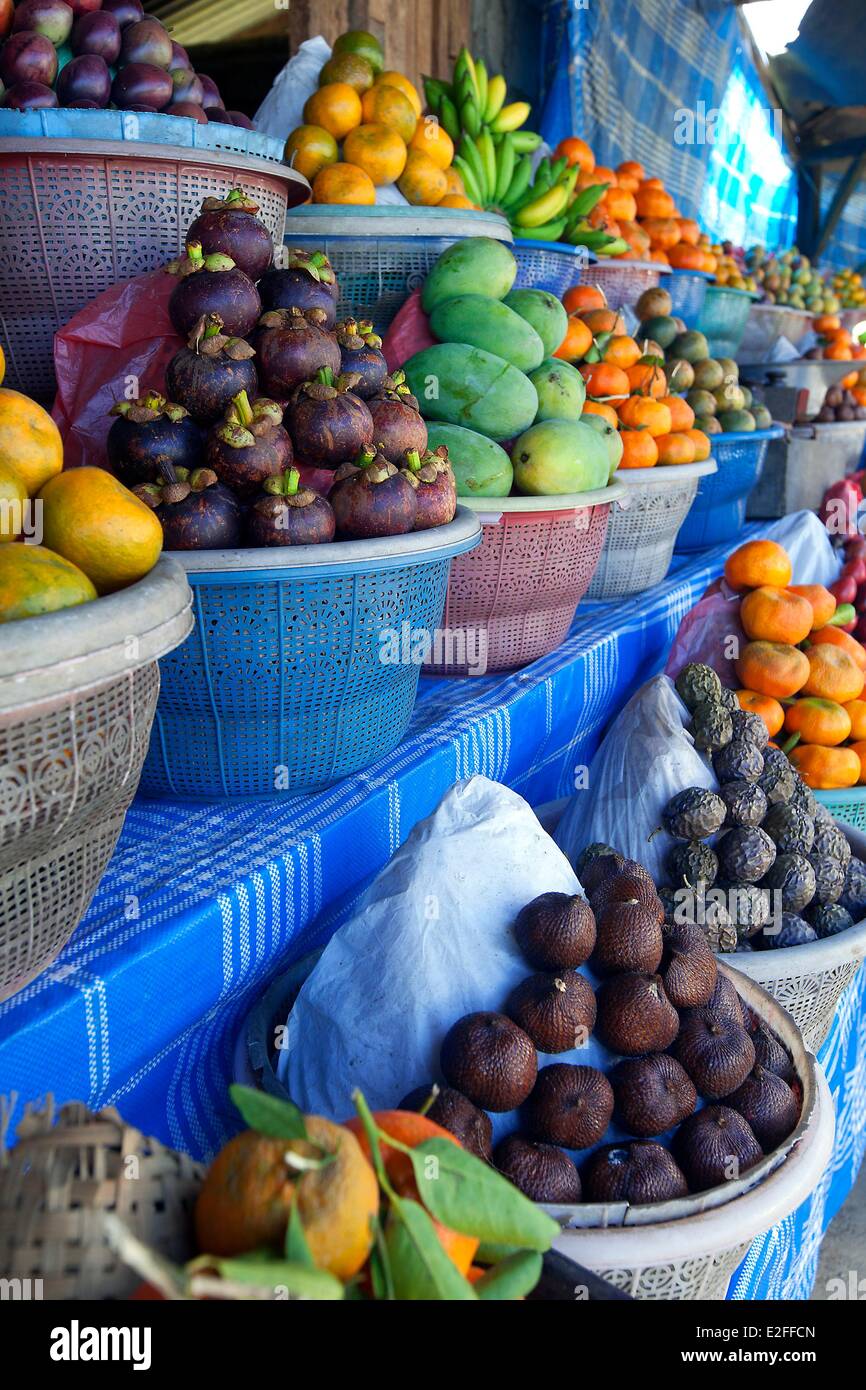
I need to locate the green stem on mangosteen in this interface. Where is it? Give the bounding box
[316,366,335,388]
[355,445,378,468]
[231,390,255,428]
[189,468,219,491]
[405,449,422,473]
[186,241,205,271]
[204,252,236,272]
[285,468,300,497]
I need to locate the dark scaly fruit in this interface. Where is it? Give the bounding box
[594,973,679,1056]
[440,1012,537,1112]
[666,840,718,889]
[789,778,819,820]
[762,804,815,856]
[589,871,664,924]
[673,1105,763,1192]
[514,892,596,970]
[591,902,663,975]
[808,855,844,906]
[717,686,739,713]
[812,800,833,827]
[579,850,626,896]
[658,886,678,924]
[662,788,726,840]
[720,780,767,829]
[494,1136,582,1203]
[398,1084,493,1162]
[808,902,853,938]
[524,1064,614,1149]
[811,821,851,868]
[727,1065,799,1149]
[758,747,795,806]
[713,738,763,784]
[747,1021,794,1082]
[575,843,618,880]
[756,912,817,949]
[699,972,745,1027]
[659,923,717,1008]
[730,709,768,747]
[673,1007,755,1099]
[723,882,771,938]
[610,1053,696,1137]
[675,662,722,711]
[700,896,739,953]
[717,826,775,884]
[761,853,816,913]
[505,971,596,1054]
[839,858,866,917]
[582,1141,688,1205]
[691,700,733,752]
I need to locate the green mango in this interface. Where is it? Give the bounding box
[671,330,710,362]
[751,403,772,429]
[429,295,545,372]
[425,423,513,497]
[640,315,679,349]
[503,289,569,357]
[403,344,538,441]
[714,383,746,412]
[511,419,610,495]
[687,388,717,417]
[528,358,586,421]
[421,237,517,313]
[580,412,623,478]
[717,408,756,433]
[691,358,725,391]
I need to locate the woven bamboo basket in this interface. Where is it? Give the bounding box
[0,1099,203,1300]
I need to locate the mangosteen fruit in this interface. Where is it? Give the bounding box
[727,1064,799,1150]
[185,189,273,282]
[747,1020,794,1082]
[673,1007,756,1099]
[288,367,374,469]
[610,1054,697,1138]
[167,241,261,339]
[398,1084,492,1162]
[165,314,258,426]
[524,1063,614,1149]
[659,922,718,1008]
[673,1104,763,1192]
[494,1136,581,1203]
[255,306,341,399]
[594,972,680,1056]
[135,466,241,550]
[505,970,596,1054]
[336,318,387,399]
[513,892,596,970]
[246,468,335,548]
[329,447,418,540]
[440,1011,537,1112]
[591,901,663,975]
[589,869,664,924]
[367,371,428,463]
[582,1141,689,1205]
[662,788,727,840]
[400,446,457,531]
[205,391,290,498]
[258,250,339,326]
[106,391,201,487]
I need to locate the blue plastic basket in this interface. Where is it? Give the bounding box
[674,427,784,552]
[0,106,286,162]
[139,512,481,801]
[696,286,758,358]
[512,239,592,297]
[666,270,712,329]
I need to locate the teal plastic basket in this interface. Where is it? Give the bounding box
[696,286,757,358]
[674,426,784,552]
[814,788,866,831]
[140,511,481,800]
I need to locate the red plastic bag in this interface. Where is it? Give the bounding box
[52,270,182,469]
[382,288,435,372]
[664,580,746,688]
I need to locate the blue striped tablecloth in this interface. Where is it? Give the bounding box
[1,522,863,1299]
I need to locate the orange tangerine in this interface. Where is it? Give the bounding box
[361,82,417,143]
[284,124,339,182]
[619,429,658,469]
[303,82,363,140]
[312,162,376,205]
[343,123,407,185]
[409,117,454,170]
[375,71,422,117]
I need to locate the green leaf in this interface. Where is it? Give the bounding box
[284,1202,314,1266]
[190,1255,343,1300]
[474,1240,522,1265]
[228,1084,307,1141]
[474,1250,543,1300]
[385,1200,477,1301]
[408,1139,560,1251]
[368,1213,395,1301]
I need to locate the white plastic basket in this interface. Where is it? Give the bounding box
[587,459,717,600]
[738,303,813,361]
[587,258,670,307]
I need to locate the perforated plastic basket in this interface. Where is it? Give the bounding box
[587,459,717,599]
[738,302,812,361]
[422,486,624,675]
[0,136,307,400]
[512,239,591,297]
[585,259,669,307]
[674,427,783,553]
[0,558,192,1001]
[282,205,512,331]
[140,511,481,800]
[696,285,757,358]
[814,788,866,832]
[666,270,712,329]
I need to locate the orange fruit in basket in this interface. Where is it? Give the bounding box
[602,335,641,369]
[580,307,626,336]
[655,431,696,465]
[343,123,407,185]
[735,641,809,700]
[195,1118,378,1280]
[844,699,866,740]
[737,689,785,737]
[808,626,866,674]
[303,82,363,140]
[441,165,466,197]
[554,316,593,362]
[312,162,376,205]
[618,394,672,436]
[788,584,837,630]
[0,387,63,496]
[375,71,422,118]
[397,149,447,205]
[740,586,814,645]
[602,187,637,223]
[0,544,96,624]
[660,394,695,431]
[678,218,701,246]
[361,82,417,143]
[649,248,670,265]
[617,159,645,186]
[563,284,606,314]
[784,697,851,747]
[319,52,376,93]
[409,117,454,170]
[284,124,339,182]
[345,1110,479,1277]
[788,744,861,791]
[801,643,865,703]
[848,741,866,784]
[581,399,619,428]
[685,427,711,461]
[580,361,630,399]
[619,428,658,469]
[624,360,667,398]
[556,136,595,174]
[824,340,854,360]
[438,193,475,208]
[38,467,162,596]
[636,186,675,219]
[724,538,792,591]
[814,314,841,334]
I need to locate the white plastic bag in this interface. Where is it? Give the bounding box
[254,36,331,140]
[555,674,715,884]
[765,509,839,586]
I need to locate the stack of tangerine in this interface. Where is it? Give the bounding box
[556,284,712,469]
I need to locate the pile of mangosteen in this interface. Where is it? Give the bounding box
[399,852,801,1208]
[104,191,458,549]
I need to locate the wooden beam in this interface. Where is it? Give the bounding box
[796,164,822,256]
[799,134,866,166]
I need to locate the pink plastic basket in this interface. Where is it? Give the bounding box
[585,259,669,307]
[424,486,624,675]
